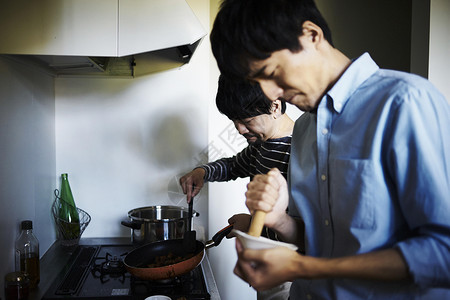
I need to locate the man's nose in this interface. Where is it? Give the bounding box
[235,122,248,134]
[259,80,283,100]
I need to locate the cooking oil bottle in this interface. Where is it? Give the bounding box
[15,220,40,289]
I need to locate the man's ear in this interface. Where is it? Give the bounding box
[300,20,324,47]
[272,100,282,118]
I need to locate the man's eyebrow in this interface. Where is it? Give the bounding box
[247,66,267,80]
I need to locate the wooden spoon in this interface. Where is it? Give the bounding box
[247,210,266,237]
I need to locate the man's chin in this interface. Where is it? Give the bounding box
[247,138,261,145]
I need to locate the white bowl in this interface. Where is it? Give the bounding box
[145,296,171,300]
[232,229,298,251]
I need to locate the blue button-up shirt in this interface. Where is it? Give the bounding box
[288,53,450,299]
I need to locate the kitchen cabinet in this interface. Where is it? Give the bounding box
[0,0,205,57]
[0,0,118,56]
[0,0,206,76]
[119,0,205,56]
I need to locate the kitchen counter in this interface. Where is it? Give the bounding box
[29,237,220,300]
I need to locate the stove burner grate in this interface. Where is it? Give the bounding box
[91,251,129,284]
[93,252,127,274]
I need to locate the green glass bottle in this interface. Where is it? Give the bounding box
[58,173,80,239]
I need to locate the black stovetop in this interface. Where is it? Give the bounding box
[41,244,210,300]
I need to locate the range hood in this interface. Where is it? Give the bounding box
[0,0,206,77]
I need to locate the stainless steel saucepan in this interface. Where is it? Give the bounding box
[121,205,198,244]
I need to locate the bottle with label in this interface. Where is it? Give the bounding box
[15,220,40,289]
[58,173,80,239]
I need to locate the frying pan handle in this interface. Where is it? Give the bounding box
[121,219,142,230]
[205,224,233,249]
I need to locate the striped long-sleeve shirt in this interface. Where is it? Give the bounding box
[200,135,292,182]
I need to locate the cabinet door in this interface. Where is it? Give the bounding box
[118,0,205,56]
[0,0,118,56]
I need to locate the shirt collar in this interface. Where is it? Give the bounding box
[327,52,379,113]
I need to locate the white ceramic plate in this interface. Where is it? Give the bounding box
[232,229,298,251]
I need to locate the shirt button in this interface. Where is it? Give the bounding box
[335,103,342,110]
[324,219,330,226]
[321,174,326,181]
[322,128,328,135]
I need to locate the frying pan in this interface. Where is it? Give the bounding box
[124,224,233,280]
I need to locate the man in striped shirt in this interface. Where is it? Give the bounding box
[180,75,295,299]
[180,74,294,205]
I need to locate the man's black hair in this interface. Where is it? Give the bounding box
[216,74,286,120]
[211,0,333,80]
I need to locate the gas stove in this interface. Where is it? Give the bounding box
[41,244,211,300]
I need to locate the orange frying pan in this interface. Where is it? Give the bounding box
[124,224,233,280]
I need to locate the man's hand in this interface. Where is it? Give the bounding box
[179,168,206,203]
[227,214,252,238]
[245,168,289,229]
[234,239,301,291]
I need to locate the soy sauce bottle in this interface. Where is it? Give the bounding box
[15,220,40,289]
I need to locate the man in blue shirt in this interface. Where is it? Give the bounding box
[210,0,450,299]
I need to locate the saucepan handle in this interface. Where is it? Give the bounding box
[121,219,142,230]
